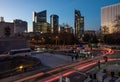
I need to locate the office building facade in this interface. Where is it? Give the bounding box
[50,14,59,33]
[14,19,27,33]
[33,22,51,33]
[74,9,84,38]
[101,3,120,34]
[59,24,73,34]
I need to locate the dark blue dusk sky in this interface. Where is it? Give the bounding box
[0,0,120,31]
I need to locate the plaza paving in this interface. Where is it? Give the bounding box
[31,52,77,68]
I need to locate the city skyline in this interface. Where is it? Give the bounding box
[0,0,119,32]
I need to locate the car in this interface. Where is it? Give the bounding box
[79,50,91,55]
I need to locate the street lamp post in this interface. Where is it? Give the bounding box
[41,37,45,45]
[55,36,59,45]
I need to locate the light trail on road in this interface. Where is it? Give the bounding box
[38,61,97,82]
[14,72,44,82]
[14,47,116,82]
[38,48,116,82]
[14,59,93,82]
[43,58,120,82]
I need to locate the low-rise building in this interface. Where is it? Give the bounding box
[0,17,28,37]
[13,19,27,33]
[0,22,14,37]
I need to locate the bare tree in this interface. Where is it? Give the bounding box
[101,26,109,34]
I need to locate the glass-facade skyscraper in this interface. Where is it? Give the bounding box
[33,10,50,33]
[101,3,120,34]
[33,10,46,23]
[74,9,84,39]
[50,14,59,33]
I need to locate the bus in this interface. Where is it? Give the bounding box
[9,48,31,55]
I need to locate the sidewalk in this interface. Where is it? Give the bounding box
[31,52,76,68]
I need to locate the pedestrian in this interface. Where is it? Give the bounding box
[71,55,74,61]
[75,52,79,60]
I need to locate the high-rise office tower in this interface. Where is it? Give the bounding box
[50,14,59,33]
[74,9,84,39]
[33,10,47,23]
[101,3,120,34]
[33,10,50,33]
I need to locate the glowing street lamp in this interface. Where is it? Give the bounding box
[18,65,24,71]
[19,65,23,69]
[55,36,59,45]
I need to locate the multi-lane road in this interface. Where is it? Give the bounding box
[13,47,116,82]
